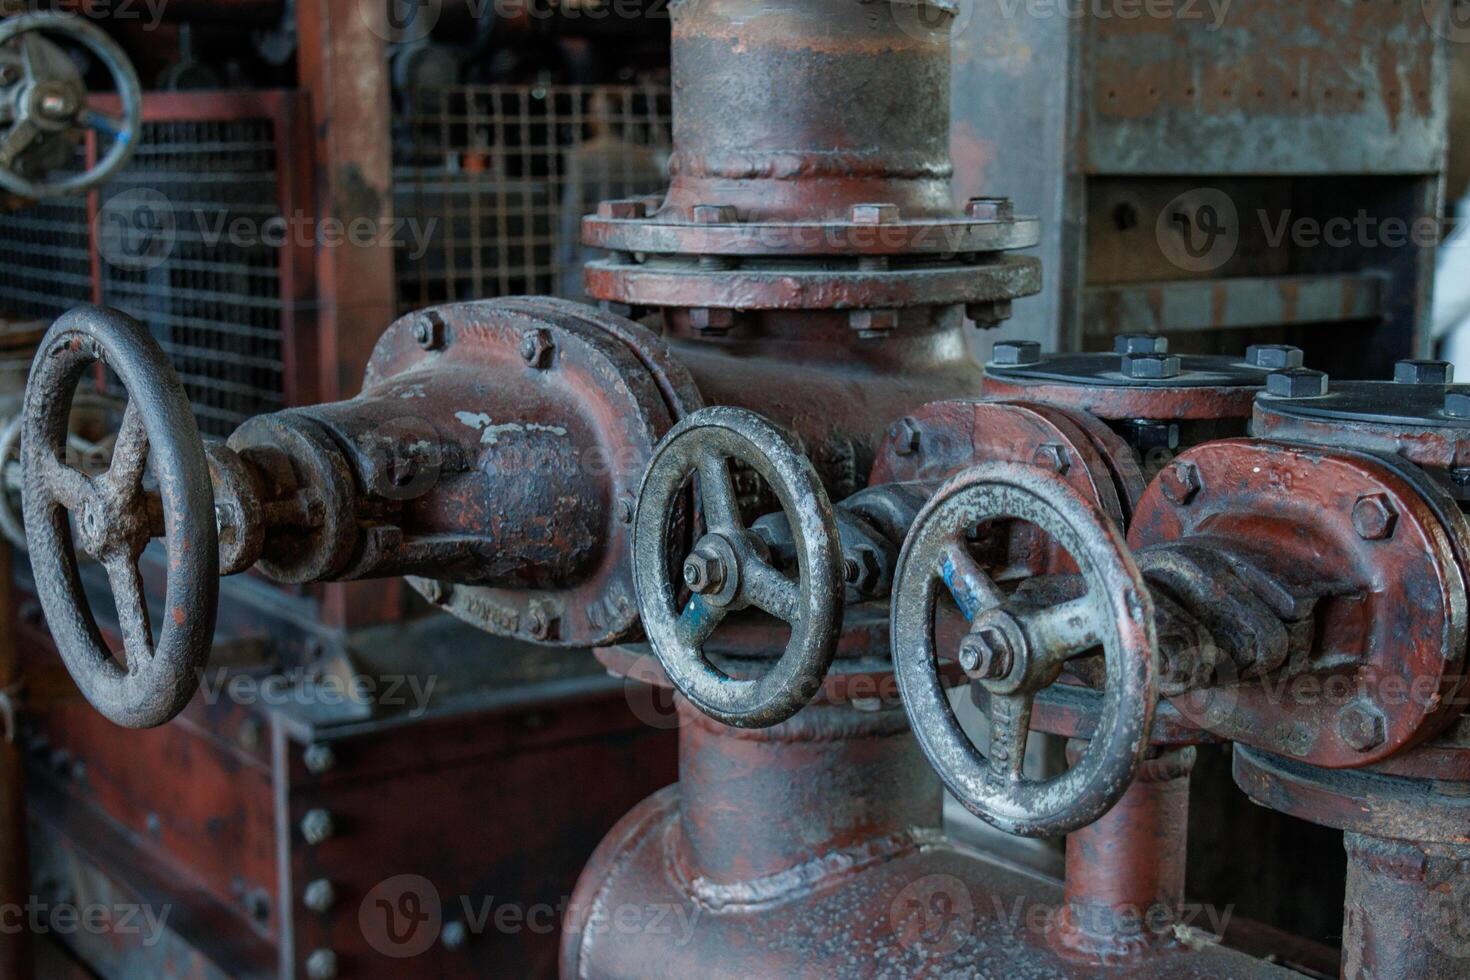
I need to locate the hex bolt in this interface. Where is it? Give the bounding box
[300,808,335,846]
[850,203,900,225]
[413,311,446,351]
[596,199,647,220]
[965,299,1012,329]
[1119,419,1179,453]
[1445,391,1470,419]
[965,196,1014,221]
[303,878,336,914]
[1265,368,1329,398]
[421,579,452,605]
[1337,700,1387,753]
[304,949,339,980]
[526,605,559,641]
[1160,461,1202,506]
[691,203,738,224]
[1032,443,1071,474]
[519,328,554,368]
[845,550,882,597]
[1352,493,1398,541]
[617,493,636,524]
[442,920,469,950]
[891,418,922,457]
[682,550,728,596]
[1114,333,1168,355]
[958,627,1013,680]
[991,340,1041,366]
[849,309,898,338]
[1394,359,1454,385]
[1121,352,1182,380]
[690,308,734,335]
[1245,344,1304,370]
[303,743,336,775]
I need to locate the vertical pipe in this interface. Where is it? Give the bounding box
[1342,832,1470,980]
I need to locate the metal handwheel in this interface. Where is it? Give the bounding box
[23,305,216,728]
[633,406,844,728]
[891,461,1158,837]
[0,13,143,199]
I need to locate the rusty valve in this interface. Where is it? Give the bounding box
[891,461,1158,837]
[632,406,844,728]
[21,306,218,728]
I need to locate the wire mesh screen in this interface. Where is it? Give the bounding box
[394,84,672,310]
[95,116,288,437]
[0,195,93,320]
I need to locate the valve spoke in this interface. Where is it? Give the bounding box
[987,692,1033,782]
[104,400,147,496]
[103,552,152,665]
[0,118,37,167]
[676,593,726,649]
[1027,594,1104,665]
[742,559,801,623]
[938,536,1004,621]
[17,34,40,82]
[697,455,742,533]
[80,107,125,136]
[37,451,90,511]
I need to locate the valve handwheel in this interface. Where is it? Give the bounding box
[891,461,1158,837]
[633,406,844,728]
[23,306,216,728]
[0,13,143,199]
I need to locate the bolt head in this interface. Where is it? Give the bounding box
[597,198,647,219]
[1394,359,1454,385]
[303,743,336,774]
[519,327,554,368]
[1245,344,1304,370]
[413,311,446,350]
[689,308,734,334]
[1352,493,1397,541]
[303,878,336,913]
[850,203,900,224]
[849,309,898,336]
[300,808,334,846]
[1032,443,1071,474]
[844,548,883,598]
[1265,368,1329,398]
[682,550,727,595]
[991,340,1042,366]
[304,949,339,980]
[965,196,1014,221]
[959,627,1013,680]
[526,605,558,641]
[1121,352,1182,380]
[1120,420,1179,452]
[891,418,922,457]
[1445,391,1470,419]
[1337,701,1387,752]
[1161,461,1202,506]
[691,203,738,224]
[1114,333,1169,355]
[421,579,451,605]
[965,299,1013,329]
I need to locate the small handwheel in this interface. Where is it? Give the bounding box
[0,410,22,549]
[0,13,143,199]
[891,461,1157,837]
[22,305,216,728]
[633,406,844,728]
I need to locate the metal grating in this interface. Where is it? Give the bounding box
[394,84,672,310]
[0,195,93,320]
[96,117,287,437]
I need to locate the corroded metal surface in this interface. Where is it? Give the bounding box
[891,462,1156,837]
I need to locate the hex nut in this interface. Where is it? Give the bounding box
[690,308,735,334]
[304,949,338,980]
[519,328,554,368]
[1265,368,1329,398]
[958,627,1013,680]
[1337,701,1387,753]
[413,311,445,351]
[1121,353,1182,380]
[1113,334,1168,355]
[1445,391,1470,419]
[965,197,1014,221]
[526,604,559,641]
[1032,443,1071,474]
[597,199,646,219]
[303,879,336,913]
[965,299,1012,328]
[850,203,900,224]
[891,418,922,457]
[683,550,727,595]
[991,340,1041,366]
[1245,344,1304,370]
[300,809,334,846]
[1160,461,1202,506]
[844,548,883,597]
[691,203,738,224]
[1352,493,1397,541]
[1394,359,1454,385]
